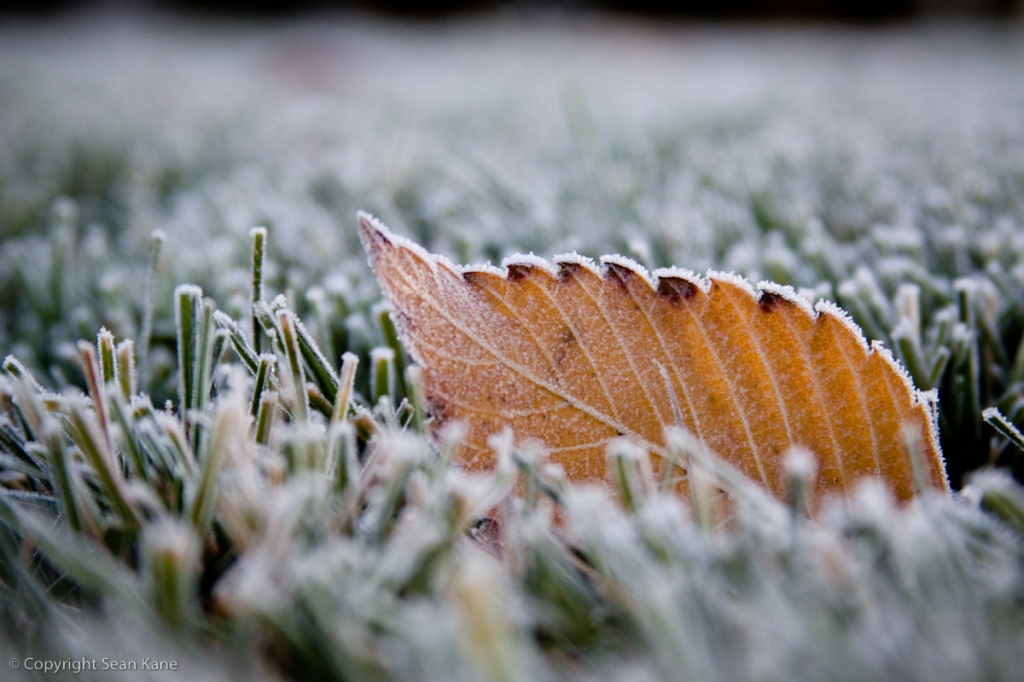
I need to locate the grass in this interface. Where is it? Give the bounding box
[2,15,1024,681]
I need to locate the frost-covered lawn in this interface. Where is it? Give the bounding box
[2,16,1024,681]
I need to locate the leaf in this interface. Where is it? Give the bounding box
[358,213,948,503]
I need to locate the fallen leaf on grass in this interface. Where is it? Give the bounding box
[358,213,948,503]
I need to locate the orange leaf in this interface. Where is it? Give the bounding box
[358,213,948,503]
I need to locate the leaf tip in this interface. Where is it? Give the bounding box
[501,253,557,281]
[756,281,815,317]
[600,255,653,290]
[653,266,706,302]
[655,275,700,304]
[706,270,757,299]
[357,211,393,254]
[553,252,601,280]
[462,263,507,281]
[358,212,449,277]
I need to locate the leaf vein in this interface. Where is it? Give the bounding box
[678,281,771,489]
[777,312,849,494]
[391,266,666,457]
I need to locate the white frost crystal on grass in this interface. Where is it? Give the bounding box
[2,16,1024,682]
[784,445,817,482]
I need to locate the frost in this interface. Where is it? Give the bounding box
[500,253,558,278]
[368,213,951,509]
[815,299,870,351]
[756,281,816,317]
[462,263,506,278]
[785,446,818,481]
[599,254,654,288]
[652,266,706,292]
[870,340,924,404]
[370,347,396,363]
[553,251,603,278]
[3,19,1024,682]
[706,270,757,298]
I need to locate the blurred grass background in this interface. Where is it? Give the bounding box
[2,10,1024,681]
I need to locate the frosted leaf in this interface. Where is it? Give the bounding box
[360,214,948,507]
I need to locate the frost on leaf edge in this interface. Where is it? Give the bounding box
[357,211,463,278]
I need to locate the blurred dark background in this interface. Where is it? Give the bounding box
[1,0,1021,20]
